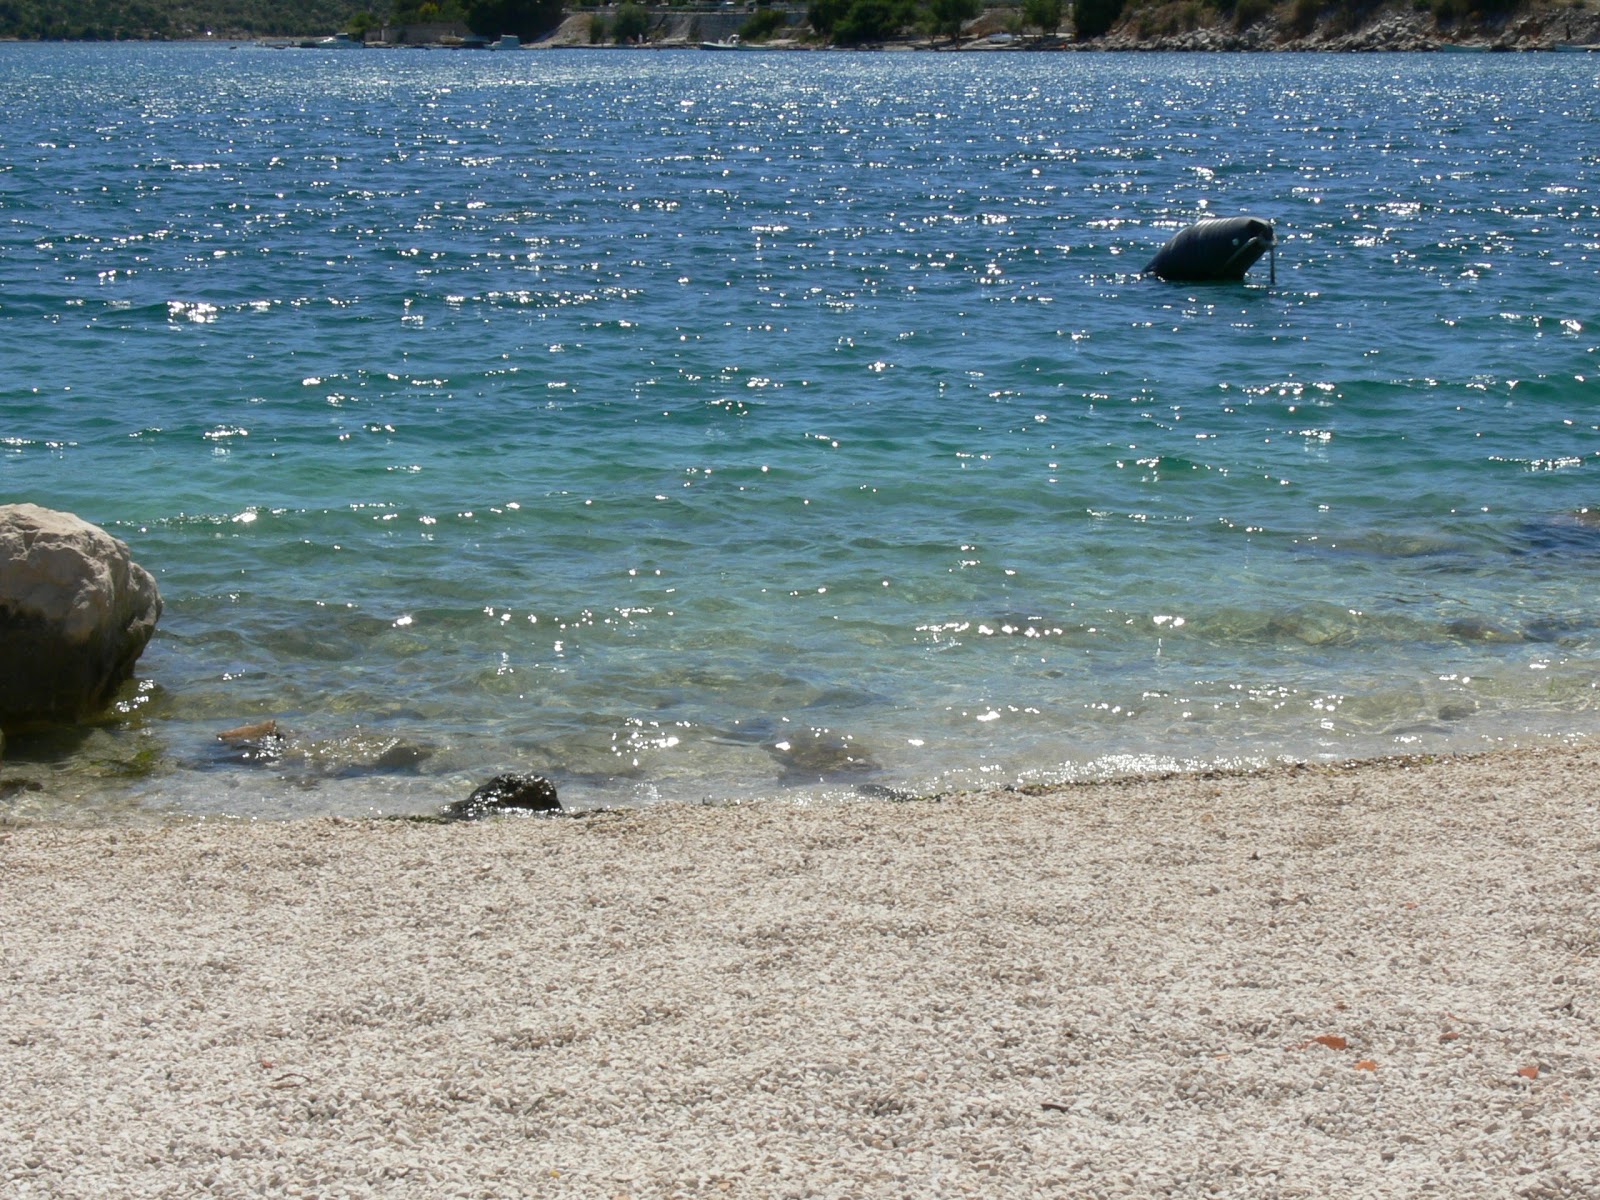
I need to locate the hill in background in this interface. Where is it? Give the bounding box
[0,0,1594,49]
[0,0,374,38]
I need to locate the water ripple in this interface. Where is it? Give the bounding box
[3,45,1600,816]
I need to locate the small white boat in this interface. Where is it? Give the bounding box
[489,34,521,50]
[699,35,742,50]
[305,32,362,49]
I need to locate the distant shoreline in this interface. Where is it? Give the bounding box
[5,0,1599,55]
[6,36,1598,53]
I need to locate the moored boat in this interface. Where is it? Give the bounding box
[303,32,362,48]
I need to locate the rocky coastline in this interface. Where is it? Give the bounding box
[519,0,1600,53]
[1087,0,1600,51]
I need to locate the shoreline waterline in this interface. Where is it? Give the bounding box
[2,731,1596,825]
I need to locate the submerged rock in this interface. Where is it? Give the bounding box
[854,782,920,802]
[208,724,433,777]
[1517,509,1600,556]
[0,777,41,800]
[309,734,435,777]
[765,726,880,780]
[1442,618,1522,644]
[211,725,288,766]
[361,740,434,772]
[441,773,561,821]
[0,504,162,730]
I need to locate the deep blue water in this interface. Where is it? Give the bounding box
[2,42,1598,819]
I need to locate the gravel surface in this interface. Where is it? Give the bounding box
[2,748,1598,1198]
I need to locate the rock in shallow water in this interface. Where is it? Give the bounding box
[0,504,162,730]
[765,726,880,780]
[208,723,435,778]
[441,774,561,822]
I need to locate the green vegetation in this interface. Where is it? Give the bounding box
[739,5,789,38]
[1229,0,1272,26]
[391,0,464,22]
[610,0,649,39]
[1073,0,1126,34]
[924,0,981,39]
[462,0,562,37]
[0,0,560,38]
[1429,0,1522,16]
[1107,0,1547,36]
[807,0,921,42]
[805,0,843,37]
[0,0,1572,45]
[391,0,560,35]
[1287,0,1320,31]
[0,0,377,38]
[840,0,920,40]
[1021,0,1063,32]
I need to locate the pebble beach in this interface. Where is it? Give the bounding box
[3,746,1597,1198]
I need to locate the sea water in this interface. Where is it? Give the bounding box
[2,43,1598,820]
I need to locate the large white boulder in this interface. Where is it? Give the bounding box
[0,504,162,728]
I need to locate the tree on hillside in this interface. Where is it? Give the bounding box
[609,0,649,41]
[740,6,788,40]
[0,0,388,37]
[806,0,846,38]
[1022,0,1062,34]
[825,0,914,43]
[1072,0,1123,37]
[924,0,979,42]
[465,0,563,38]
[394,0,467,22]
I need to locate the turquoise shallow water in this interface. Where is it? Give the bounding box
[2,43,1599,819]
